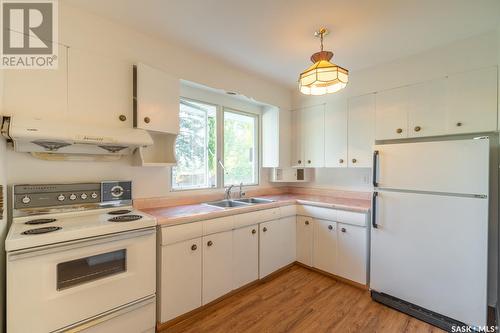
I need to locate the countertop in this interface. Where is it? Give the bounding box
[143,194,371,227]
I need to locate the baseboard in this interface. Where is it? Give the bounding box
[294,261,369,290]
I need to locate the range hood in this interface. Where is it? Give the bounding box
[2,116,153,159]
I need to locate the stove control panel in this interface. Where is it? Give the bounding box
[13,181,132,210]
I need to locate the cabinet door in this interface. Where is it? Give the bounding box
[291,110,304,167]
[348,94,375,168]
[68,48,132,128]
[445,67,498,134]
[135,63,180,134]
[296,216,313,266]
[313,219,338,275]
[232,225,259,290]
[303,105,325,167]
[202,231,233,304]
[324,100,348,167]
[375,87,408,140]
[408,78,447,138]
[281,216,297,266]
[160,238,202,322]
[259,219,282,278]
[337,223,368,285]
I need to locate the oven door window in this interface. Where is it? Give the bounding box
[57,249,126,290]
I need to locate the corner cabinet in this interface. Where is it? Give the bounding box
[291,105,325,168]
[347,94,376,168]
[324,99,348,168]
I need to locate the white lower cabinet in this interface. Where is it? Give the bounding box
[313,219,338,275]
[202,230,233,304]
[232,225,259,289]
[259,218,296,278]
[296,216,313,266]
[160,237,202,322]
[337,223,368,285]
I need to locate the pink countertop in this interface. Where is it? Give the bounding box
[143,194,371,226]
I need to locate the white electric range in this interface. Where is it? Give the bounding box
[6,181,157,333]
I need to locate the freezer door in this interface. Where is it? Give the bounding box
[374,138,489,194]
[370,191,488,327]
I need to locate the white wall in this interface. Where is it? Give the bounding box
[2,2,292,199]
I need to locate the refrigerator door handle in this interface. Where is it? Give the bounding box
[372,150,379,187]
[372,191,378,228]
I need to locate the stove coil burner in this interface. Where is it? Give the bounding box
[108,215,143,222]
[25,218,57,225]
[22,226,62,235]
[108,209,132,215]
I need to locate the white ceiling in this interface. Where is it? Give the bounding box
[66,0,500,87]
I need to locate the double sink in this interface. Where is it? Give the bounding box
[204,197,274,209]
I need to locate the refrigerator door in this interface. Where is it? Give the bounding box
[371,190,488,327]
[374,137,489,195]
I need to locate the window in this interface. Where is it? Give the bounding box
[172,99,259,190]
[172,99,217,190]
[223,109,258,186]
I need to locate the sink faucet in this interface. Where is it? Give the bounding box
[224,185,234,200]
[239,182,245,198]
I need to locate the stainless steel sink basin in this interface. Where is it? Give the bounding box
[203,200,251,209]
[234,197,275,204]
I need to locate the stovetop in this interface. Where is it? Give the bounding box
[6,207,156,252]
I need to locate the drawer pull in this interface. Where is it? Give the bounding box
[339,159,344,164]
[207,240,213,247]
[305,220,310,225]
[352,158,357,163]
[456,122,463,127]
[262,227,268,232]
[396,128,403,134]
[251,229,256,234]
[144,117,151,124]
[341,228,346,233]
[191,244,197,251]
[414,126,421,132]
[328,225,333,230]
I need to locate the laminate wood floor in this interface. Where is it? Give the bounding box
[160,265,444,333]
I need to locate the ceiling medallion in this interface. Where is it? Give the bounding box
[298,28,349,95]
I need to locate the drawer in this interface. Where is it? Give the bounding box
[233,208,280,229]
[280,205,297,218]
[337,210,367,227]
[161,222,203,246]
[203,216,234,235]
[297,205,338,221]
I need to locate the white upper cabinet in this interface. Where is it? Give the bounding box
[134,63,180,134]
[348,94,376,168]
[375,87,408,140]
[291,110,304,168]
[445,66,497,135]
[408,78,447,138]
[324,99,348,168]
[303,105,325,167]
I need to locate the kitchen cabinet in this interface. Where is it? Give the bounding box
[291,105,325,168]
[296,216,313,266]
[232,225,259,289]
[313,219,338,275]
[159,238,202,322]
[324,99,348,167]
[259,218,296,278]
[202,230,233,304]
[375,86,408,140]
[445,67,497,134]
[348,94,376,168]
[337,223,368,285]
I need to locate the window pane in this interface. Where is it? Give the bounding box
[172,100,216,190]
[224,110,258,186]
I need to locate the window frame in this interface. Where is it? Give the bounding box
[171,98,260,192]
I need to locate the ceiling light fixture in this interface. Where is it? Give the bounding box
[298,28,349,95]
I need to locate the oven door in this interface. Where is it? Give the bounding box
[7,227,156,333]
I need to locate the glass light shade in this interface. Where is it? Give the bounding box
[299,59,349,95]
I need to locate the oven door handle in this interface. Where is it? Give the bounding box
[8,227,156,261]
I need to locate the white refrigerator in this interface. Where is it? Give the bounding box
[370,137,489,330]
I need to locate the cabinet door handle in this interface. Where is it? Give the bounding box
[352,158,357,164]
[144,117,151,124]
[372,191,378,229]
[414,126,421,132]
[341,228,346,233]
[373,150,379,187]
[251,229,256,234]
[328,225,333,230]
[262,227,267,232]
[396,128,403,134]
[456,122,463,127]
[207,240,213,247]
[191,244,197,251]
[307,160,311,164]
[305,220,310,225]
[339,159,344,164]
[298,160,302,164]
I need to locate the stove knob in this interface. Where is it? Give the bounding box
[91,192,98,199]
[81,193,88,200]
[69,193,77,201]
[57,194,65,201]
[22,195,31,204]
